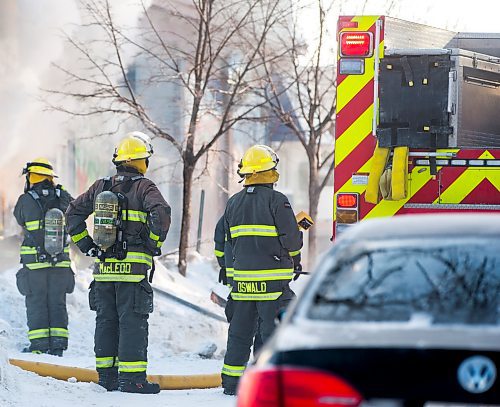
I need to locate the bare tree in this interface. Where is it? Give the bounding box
[48,0,289,275]
[260,0,336,264]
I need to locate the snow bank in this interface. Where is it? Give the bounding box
[0,253,236,406]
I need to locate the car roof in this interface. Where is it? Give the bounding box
[336,213,500,242]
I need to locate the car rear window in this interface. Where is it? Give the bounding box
[309,239,500,325]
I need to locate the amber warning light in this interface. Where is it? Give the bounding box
[340,32,372,57]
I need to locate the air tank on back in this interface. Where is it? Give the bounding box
[94,191,119,251]
[44,208,65,256]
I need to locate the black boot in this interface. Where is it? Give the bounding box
[223,387,237,396]
[98,368,119,392]
[222,375,238,396]
[48,349,64,357]
[22,346,47,354]
[118,378,160,394]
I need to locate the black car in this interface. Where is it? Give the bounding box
[237,214,500,407]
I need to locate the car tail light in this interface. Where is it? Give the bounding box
[340,32,373,57]
[336,193,359,225]
[237,368,280,407]
[237,366,363,407]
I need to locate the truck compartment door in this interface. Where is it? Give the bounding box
[377,54,453,149]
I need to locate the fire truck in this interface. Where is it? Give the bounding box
[333,15,500,237]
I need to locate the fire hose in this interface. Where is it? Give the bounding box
[9,358,221,390]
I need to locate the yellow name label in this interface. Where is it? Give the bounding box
[237,282,267,293]
[99,263,131,274]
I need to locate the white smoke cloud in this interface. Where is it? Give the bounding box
[0,0,80,203]
[0,0,150,206]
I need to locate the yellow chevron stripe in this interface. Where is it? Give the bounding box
[337,62,374,113]
[364,166,434,219]
[334,15,387,222]
[363,149,499,217]
[338,163,373,194]
[352,149,459,219]
[335,104,374,166]
[435,151,500,203]
[480,150,495,159]
[337,16,381,113]
[378,29,385,58]
[350,15,380,31]
[333,159,374,221]
[435,168,500,204]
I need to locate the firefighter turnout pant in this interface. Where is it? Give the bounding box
[253,285,295,355]
[221,298,282,391]
[89,280,153,382]
[16,267,74,353]
[224,285,296,357]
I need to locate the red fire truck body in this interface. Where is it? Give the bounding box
[333,16,500,237]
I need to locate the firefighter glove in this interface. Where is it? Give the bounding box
[50,254,62,265]
[86,244,102,258]
[75,235,100,257]
[218,267,227,285]
[293,264,302,281]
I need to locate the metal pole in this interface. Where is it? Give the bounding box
[196,189,205,253]
[372,19,382,137]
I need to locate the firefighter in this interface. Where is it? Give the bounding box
[220,145,303,395]
[65,132,171,394]
[13,158,75,357]
[215,215,260,350]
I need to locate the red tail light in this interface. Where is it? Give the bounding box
[237,369,280,407]
[237,366,363,407]
[340,32,373,57]
[337,193,358,208]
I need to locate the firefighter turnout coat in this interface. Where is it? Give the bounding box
[224,184,302,301]
[66,168,171,282]
[13,180,74,353]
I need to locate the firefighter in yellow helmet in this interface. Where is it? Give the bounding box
[13,158,75,356]
[65,132,170,394]
[219,145,303,395]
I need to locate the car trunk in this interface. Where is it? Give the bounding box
[275,347,500,405]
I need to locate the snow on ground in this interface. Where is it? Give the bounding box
[0,252,236,406]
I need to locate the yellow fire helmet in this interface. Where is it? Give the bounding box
[237,144,279,176]
[112,131,154,163]
[22,157,58,177]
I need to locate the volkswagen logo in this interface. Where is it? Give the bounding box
[457,356,497,394]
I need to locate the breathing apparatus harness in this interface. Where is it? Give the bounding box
[26,186,66,266]
[97,174,143,262]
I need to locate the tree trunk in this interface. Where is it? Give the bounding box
[307,155,320,269]
[178,162,195,277]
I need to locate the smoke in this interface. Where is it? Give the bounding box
[0,0,80,204]
[0,0,150,209]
